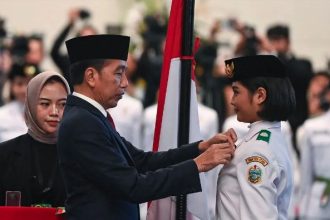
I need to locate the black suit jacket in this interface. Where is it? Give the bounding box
[57,95,202,220]
[0,134,66,207]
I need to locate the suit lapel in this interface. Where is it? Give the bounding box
[114,136,135,166]
[103,120,135,166]
[66,95,135,166]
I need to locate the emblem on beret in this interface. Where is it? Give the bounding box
[248,165,262,184]
[225,61,234,78]
[24,65,36,77]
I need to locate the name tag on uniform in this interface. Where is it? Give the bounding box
[245,156,269,167]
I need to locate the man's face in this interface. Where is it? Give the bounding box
[78,26,97,37]
[231,81,260,123]
[94,60,128,109]
[307,75,330,115]
[268,38,289,54]
[26,39,44,65]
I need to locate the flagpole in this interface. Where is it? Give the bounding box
[176,0,195,219]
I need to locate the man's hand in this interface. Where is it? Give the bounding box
[198,128,237,152]
[194,141,235,172]
[224,128,237,145]
[194,128,237,172]
[68,8,80,24]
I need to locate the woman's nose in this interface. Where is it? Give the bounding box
[50,104,59,115]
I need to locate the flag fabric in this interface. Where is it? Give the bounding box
[146,0,210,219]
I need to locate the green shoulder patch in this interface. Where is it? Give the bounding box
[256,129,271,143]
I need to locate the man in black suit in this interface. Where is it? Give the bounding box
[57,35,236,220]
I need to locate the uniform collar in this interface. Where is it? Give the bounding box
[243,121,281,142]
[326,110,330,118]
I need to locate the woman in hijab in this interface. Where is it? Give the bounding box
[0,71,70,207]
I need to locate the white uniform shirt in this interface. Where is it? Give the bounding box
[222,114,249,139]
[223,115,293,146]
[298,110,330,219]
[0,101,27,142]
[223,116,298,181]
[108,94,143,148]
[142,102,219,220]
[223,115,300,218]
[142,104,157,152]
[217,121,293,220]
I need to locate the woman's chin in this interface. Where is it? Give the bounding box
[43,126,57,135]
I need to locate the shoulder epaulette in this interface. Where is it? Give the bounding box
[256,129,271,143]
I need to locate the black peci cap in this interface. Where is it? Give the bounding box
[224,55,287,81]
[65,34,130,64]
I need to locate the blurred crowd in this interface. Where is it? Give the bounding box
[1,4,330,220]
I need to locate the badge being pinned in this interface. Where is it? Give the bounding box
[248,165,262,184]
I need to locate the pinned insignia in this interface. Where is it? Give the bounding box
[225,61,234,78]
[256,129,271,143]
[245,156,269,167]
[24,65,37,77]
[248,165,262,184]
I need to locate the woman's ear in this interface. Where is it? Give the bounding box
[255,87,267,104]
[84,67,97,87]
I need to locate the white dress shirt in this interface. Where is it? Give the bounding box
[72,92,107,116]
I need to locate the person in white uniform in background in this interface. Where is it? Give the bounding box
[0,63,38,142]
[216,55,296,220]
[108,94,143,147]
[295,72,330,154]
[298,83,330,219]
[143,103,218,150]
[142,101,219,220]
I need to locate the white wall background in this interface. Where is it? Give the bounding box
[1,0,329,71]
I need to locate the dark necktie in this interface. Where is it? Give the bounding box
[106,112,116,129]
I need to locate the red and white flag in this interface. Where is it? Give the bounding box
[146,0,209,219]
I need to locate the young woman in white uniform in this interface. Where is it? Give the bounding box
[216,55,296,220]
